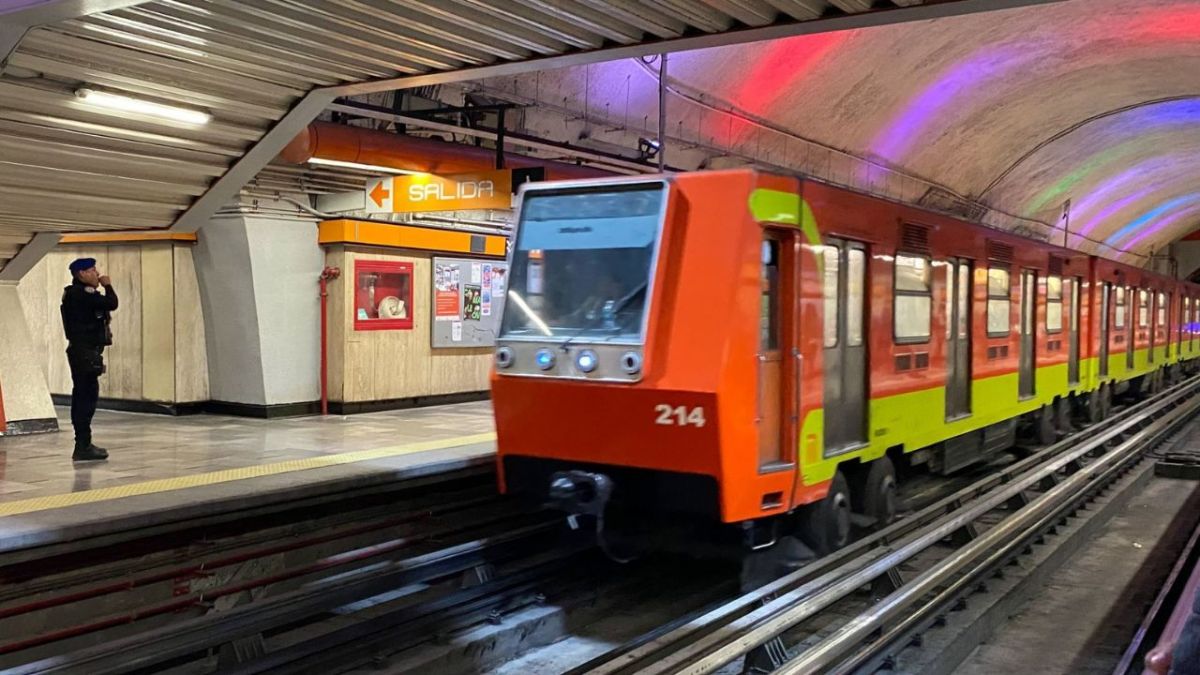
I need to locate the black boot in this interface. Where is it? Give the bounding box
[72,444,109,462]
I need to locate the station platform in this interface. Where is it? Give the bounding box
[0,402,496,555]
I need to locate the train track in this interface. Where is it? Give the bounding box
[571,376,1200,675]
[0,465,586,674]
[8,382,1195,675]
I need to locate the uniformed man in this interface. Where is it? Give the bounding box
[60,258,118,462]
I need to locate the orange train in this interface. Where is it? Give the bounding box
[489,169,1200,554]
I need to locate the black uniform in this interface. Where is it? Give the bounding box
[60,280,117,452]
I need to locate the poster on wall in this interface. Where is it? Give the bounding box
[463,285,482,321]
[434,262,461,321]
[430,256,509,348]
[481,263,493,317]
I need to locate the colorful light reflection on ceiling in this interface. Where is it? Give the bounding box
[526,0,1200,255]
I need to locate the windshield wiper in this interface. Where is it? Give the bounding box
[558,281,648,351]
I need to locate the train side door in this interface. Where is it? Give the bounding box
[1186,297,1193,355]
[822,238,868,453]
[1166,292,1174,359]
[1194,300,1199,352]
[945,258,972,419]
[1099,282,1110,378]
[1147,291,1155,363]
[757,232,798,470]
[1019,269,1037,399]
[1127,288,1136,371]
[1178,295,1186,356]
[1068,276,1081,385]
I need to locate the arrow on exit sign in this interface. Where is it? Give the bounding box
[364,177,393,213]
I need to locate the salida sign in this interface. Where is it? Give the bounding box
[365,170,513,214]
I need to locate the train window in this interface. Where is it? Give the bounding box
[958,264,971,339]
[1046,275,1063,333]
[1115,287,1127,329]
[986,267,1011,337]
[894,254,931,342]
[1181,297,1188,338]
[823,246,839,348]
[945,264,953,340]
[944,261,973,340]
[500,182,666,344]
[1139,289,1149,328]
[847,249,865,347]
[1158,292,1167,327]
[761,240,780,351]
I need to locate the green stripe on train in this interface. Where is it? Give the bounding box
[798,350,1196,486]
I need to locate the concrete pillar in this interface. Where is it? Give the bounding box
[193,203,323,414]
[0,281,56,434]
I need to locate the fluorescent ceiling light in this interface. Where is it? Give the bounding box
[306,158,426,175]
[75,88,210,125]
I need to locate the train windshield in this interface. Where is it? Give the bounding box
[500,182,666,344]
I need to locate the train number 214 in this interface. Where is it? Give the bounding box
[655,404,706,428]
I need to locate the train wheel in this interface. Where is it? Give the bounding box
[1055,397,1074,435]
[798,471,852,556]
[1087,390,1104,424]
[862,458,898,528]
[1036,405,1057,445]
[1101,384,1113,419]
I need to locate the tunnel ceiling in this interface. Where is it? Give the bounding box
[0,0,1057,274]
[478,0,1200,262]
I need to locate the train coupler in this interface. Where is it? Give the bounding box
[548,470,639,563]
[547,470,614,518]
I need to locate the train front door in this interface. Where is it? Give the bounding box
[757,232,798,471]
[945,259,972,419]
[1019,269,1037,399]
[822,238,868,453]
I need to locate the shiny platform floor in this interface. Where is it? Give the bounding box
[0,402,495,523]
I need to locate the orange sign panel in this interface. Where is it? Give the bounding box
[372,170,513,213]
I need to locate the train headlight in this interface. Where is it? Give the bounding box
[535,349,556,371]
[495,346,514,369]
[575,349,598,373]
[620,351,642,375]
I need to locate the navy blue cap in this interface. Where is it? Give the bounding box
[68,258,96,274]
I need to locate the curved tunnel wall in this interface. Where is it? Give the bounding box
[478,0,1200,261]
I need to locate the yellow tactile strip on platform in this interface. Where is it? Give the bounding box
[0,432,497,519]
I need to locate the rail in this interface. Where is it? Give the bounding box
[0,465,567,674]
[576,376,1200,675]
[9,518,578,674]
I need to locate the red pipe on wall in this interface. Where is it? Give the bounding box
[319,265,341,416]
[280,122,613,181]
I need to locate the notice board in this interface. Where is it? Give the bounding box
[431,257,509,348]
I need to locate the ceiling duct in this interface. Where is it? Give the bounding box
[917,186,990,223]
[279,122,614,181]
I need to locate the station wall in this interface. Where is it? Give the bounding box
[17,242,209,408]
[325,246,493,408]
[6,207,500,423]
[0,283,56,433]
